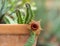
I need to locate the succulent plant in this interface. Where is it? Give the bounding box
[0,0,11,23]
[4,2,39,46]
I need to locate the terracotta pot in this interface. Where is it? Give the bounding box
[0,24,41,46]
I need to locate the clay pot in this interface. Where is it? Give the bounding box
[0,24,41,46]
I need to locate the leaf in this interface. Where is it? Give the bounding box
[0,0,7,22]
[25,3,34,24]
[24,32,36,46]
[0,0,11,22]
[4,15,15,24]
[1,0,8,14]
[16,9,23,24]
[10,0,17,11]
[0,14,5,21]
[24,3,30,23]
[0,0,8,14]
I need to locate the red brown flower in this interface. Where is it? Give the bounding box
[28,20,42,32]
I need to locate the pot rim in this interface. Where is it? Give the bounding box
[0,24,40,35]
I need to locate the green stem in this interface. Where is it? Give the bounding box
[25,3,34,24]
[24,31,36,46]
[16,9,23,24]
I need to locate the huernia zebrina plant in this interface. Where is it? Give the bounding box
[16,3,41,46]
[4,3,41,46]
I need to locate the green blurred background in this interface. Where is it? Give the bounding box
[34,0,60,46]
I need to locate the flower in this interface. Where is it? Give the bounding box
[28,20,42,32]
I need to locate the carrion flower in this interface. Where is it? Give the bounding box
[28,20,42,33]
